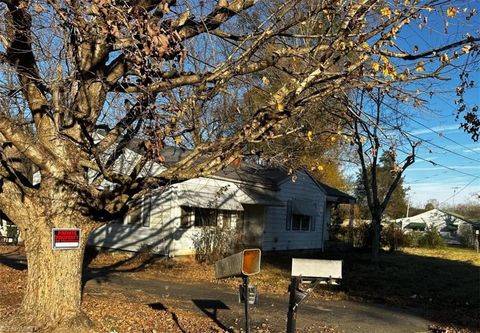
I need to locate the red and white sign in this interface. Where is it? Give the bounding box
[52,229,80,249]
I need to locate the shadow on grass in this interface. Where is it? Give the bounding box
[82,246,166,287]
[192,299,231,332]
[262,247,480,330]
[0,255,27,271]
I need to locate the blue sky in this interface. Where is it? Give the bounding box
[391,2,480,207]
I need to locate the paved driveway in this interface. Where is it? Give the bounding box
[85,273,434,333]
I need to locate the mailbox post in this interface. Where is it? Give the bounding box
[287,259,342,333]
[215,249,261,333]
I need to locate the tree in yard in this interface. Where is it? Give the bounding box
[355,149,410,220]
[0,0,478,330]
[346,88,419,262]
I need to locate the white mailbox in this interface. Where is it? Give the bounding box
[291,258,342,281]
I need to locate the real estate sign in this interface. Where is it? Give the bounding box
[52,228,80,249]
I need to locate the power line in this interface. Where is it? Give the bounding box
[439,177,478,205]
[396,108,480,156]
[380,101,480,164]
[397,146,480,178]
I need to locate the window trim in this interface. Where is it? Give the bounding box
[180,206,239,229]
[125,195,151,227]
[291,214,311,231]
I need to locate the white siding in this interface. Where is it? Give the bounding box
[263,171,326,251]
[89,190,176,255]
[89,178,244,256]
[90,172,330,255]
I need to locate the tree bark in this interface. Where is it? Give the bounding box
[371,212,382,264]
[8,204,97,331]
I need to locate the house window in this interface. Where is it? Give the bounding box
[291,214,311,231]
[126,195,151,227]
[181,206,195,228]
[195,208,218,227]
[221,211,235,228]
[180,207,238,228]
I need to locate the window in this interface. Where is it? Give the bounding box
[194,208,217,227]
[221,211,236,228]
[126,195,151,227]
[291,214,311,231]
[180,207,238,228]
[180,206,195,228]
[286,200,316,231]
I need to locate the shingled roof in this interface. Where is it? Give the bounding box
[101,129,355,202]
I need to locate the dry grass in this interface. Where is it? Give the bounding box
[2,244,478,332]
[400,247,480,266]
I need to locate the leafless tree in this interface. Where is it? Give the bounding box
[344,88,418,262]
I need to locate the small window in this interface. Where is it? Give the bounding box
[221,211,235,228]
[126,195,151,227]
[291,214,311,231]
[181,206,195,228]
[195,208,217,227]
[180,207,239,228]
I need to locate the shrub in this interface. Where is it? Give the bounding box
[381,223,410,251]
[351,221,372,248]
[329,205,345,241]
[405,230,423,247]
[458,223,476,248]
[417,224,445,248]
[192,226,239,264]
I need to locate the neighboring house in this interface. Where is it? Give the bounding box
[89,137,355,255]
[396,209,479,245]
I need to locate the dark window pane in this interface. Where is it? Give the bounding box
[292,214,301,230]
[180,206,194,228]
[195,208,217,227]
[292,214,311,231]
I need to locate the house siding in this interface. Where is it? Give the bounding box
[89,190,176,254]
[89,172,332,255]
[263,171,326,251]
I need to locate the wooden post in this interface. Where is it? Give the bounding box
[286,277,301,333]
[242,275,250,333]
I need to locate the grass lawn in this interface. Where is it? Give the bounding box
[313,246,479,330]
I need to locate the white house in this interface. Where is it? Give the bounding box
[396,208,478,245]
[88,138,355,255]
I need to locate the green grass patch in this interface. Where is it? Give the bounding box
[262,246,480,329]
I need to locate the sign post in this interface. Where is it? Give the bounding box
[52,228,80,250]
[475,229,479,253]
[215,249,261,333]
[287,259,342,333]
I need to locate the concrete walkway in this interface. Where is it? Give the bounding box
[85,273,434,333]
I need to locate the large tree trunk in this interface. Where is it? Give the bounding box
[6,196,98,332]
[371,212,382,264]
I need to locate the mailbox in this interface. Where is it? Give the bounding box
[215,248,261,279]
[287,259,343,333]
[291,258,342,282]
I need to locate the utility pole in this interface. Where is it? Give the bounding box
[406,197,410,218]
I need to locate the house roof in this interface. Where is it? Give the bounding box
[100,129,354,203]
[318,182,356,204]
[216,165,355,203]
[440,210,480,226]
